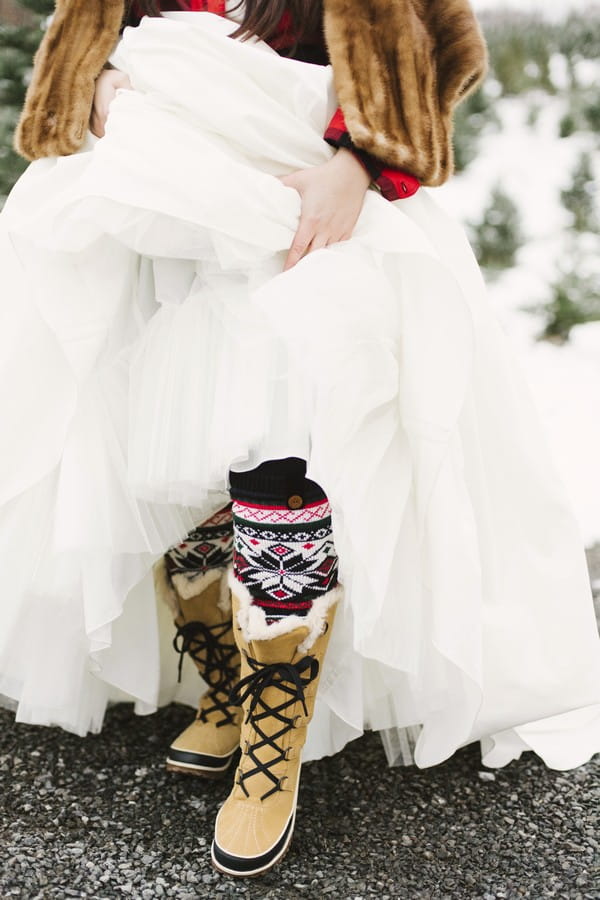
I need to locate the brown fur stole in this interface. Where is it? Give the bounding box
[15,0,124,160]
[14,0,487,186]
[323,0,488,184]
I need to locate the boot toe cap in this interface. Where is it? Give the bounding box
[212,793,297,875]
[167,720,240,774]
[170,719,239,757]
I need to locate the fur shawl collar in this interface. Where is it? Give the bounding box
[15,0,487,186]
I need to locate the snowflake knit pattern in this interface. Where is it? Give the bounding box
[166,505,233,581]
[232,499,339,622]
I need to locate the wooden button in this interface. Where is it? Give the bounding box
[287,494,304,510]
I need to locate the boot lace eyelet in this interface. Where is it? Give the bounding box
[230,653,320,801]
[173,618,239,726]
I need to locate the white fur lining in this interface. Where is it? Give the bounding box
[154,561,232,617]
[172,567,232,615]
[228,570,342,652]
[218,569,233,615]
[171,567,221,600]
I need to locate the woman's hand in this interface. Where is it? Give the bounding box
[278,147,371,271]
[90,68,133,138]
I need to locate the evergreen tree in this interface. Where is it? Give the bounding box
[0,0,52,202]
[583,93,600,132]
[470,185,523,271]
[558,8,600,66]
[559,111,577,139]
[536,268,600,343]
[561,153,597,233]
[481,11,555,96]
[453,85,499,173]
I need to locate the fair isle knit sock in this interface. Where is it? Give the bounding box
[165,504,233,591]
[229,459,339,625]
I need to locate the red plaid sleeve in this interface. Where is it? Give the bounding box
[324,108,420,201]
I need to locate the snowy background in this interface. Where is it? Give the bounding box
[473,0,593,13]
[436,2,600,547]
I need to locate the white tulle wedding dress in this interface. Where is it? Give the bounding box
[1,11,599,770]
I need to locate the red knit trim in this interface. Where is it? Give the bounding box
[252,597,314,610]
[234,499,327,512]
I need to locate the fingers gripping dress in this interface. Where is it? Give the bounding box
[1,9,599,770]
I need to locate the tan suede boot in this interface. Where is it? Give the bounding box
[211,578,341,876]
[154,559,242,777]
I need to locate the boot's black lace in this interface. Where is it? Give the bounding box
[229,654,319,801]
[173,620,239,727]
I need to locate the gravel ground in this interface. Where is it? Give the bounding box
[1,553,599,900]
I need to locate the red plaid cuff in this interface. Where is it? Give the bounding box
[324,108,420,201]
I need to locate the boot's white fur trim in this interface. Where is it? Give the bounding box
[171,567,232,615]
[171,567,221,601]
[153,556,180,618]
[228,570,342,652]
[155,561,233,618]
[218,568,233,615]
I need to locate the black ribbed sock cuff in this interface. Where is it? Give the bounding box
[229,457,327,508]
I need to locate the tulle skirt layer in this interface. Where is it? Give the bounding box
[1,12,599,769]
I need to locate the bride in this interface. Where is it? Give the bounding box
[1,0,599,876]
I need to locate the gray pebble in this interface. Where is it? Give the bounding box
[1,571,599,900]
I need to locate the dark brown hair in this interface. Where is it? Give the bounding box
[132,1,322,44]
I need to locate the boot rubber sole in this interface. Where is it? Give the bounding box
[211,809,296,877]
[165,747,237,778]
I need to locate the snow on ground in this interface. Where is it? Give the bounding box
[436,89,600,546]
[473,0,599,17]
